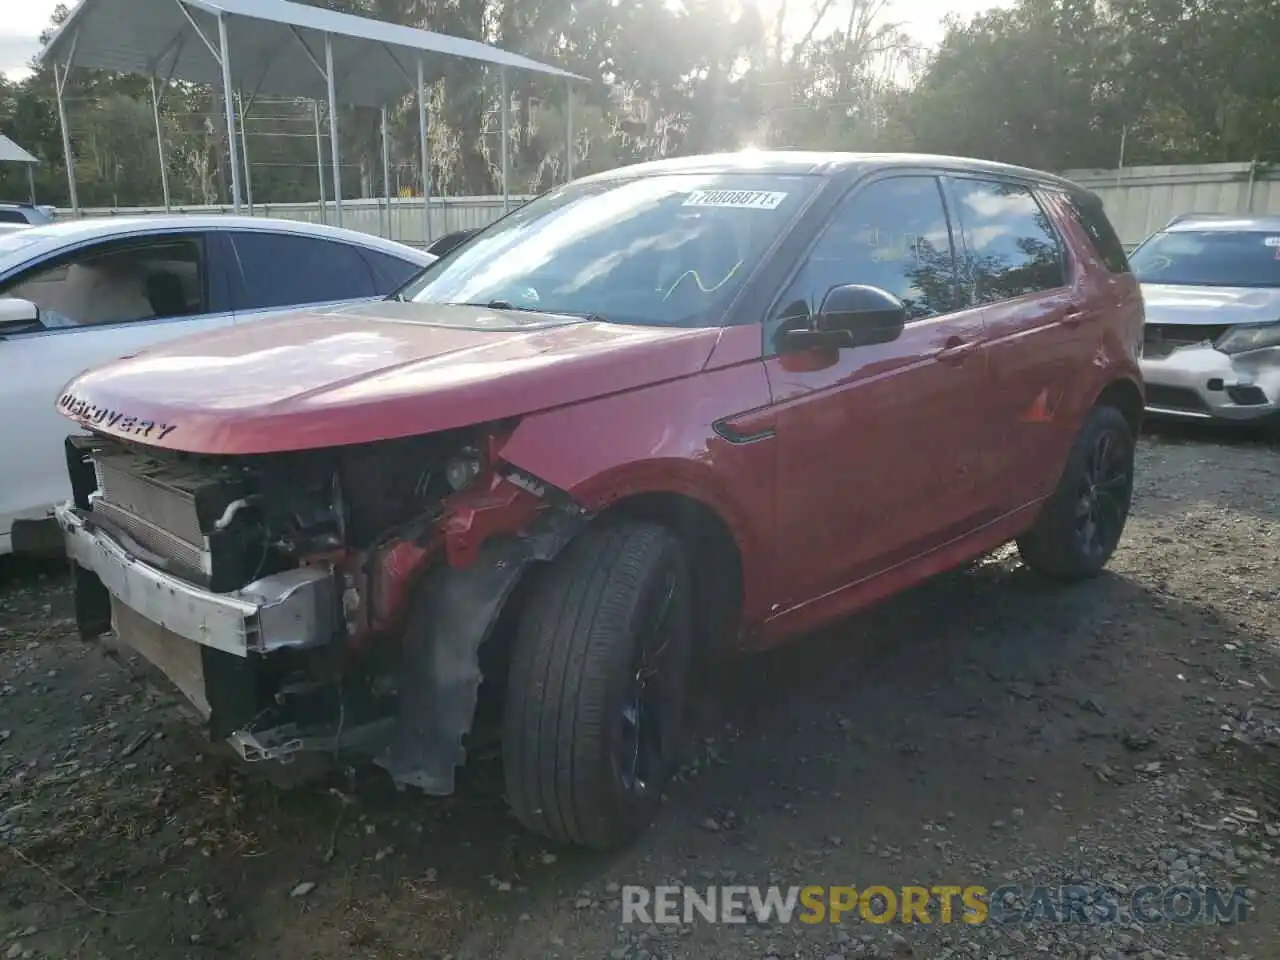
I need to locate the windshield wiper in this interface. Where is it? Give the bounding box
[451,300,544,312]
[451,301,610,323]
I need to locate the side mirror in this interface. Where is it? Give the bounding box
[0,297,41,335]
[816,284,907,345]
[781,285,907,352]
[425,228,477,258]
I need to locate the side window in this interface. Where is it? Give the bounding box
[774,176,958,326]
[949,178,1065,303]
[0,210,27,224]
[1063,193,1129,274]
[360,249,423,293]
[1,236,205,330]
[229,233,377,311]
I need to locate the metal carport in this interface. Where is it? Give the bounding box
[0,134,40,206]
[40,0,585,240]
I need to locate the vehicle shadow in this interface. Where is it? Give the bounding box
[0,530,1266,958]
[256,543,1264,929]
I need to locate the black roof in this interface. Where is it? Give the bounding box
[575,150,1088,195]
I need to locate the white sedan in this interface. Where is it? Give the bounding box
[0,215,433,555]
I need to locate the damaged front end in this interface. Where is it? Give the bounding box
[57,424,586,792]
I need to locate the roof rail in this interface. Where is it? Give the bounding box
[1163,212,1241,229]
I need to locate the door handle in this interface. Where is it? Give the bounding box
[937,336,980,364]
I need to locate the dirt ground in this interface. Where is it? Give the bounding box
[2,423,1278,960]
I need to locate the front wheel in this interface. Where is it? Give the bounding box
[1017,404,1136,581]
[502,520,693,849]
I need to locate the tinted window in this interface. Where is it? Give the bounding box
[1130,231,1280,288]
[950,179,1065,303]
[2,237,205,329]
[775,176,958,324]
[229,233,377,310]
[1066,194,1129,273]
[361,248,422,292]
[398,173,820,328]
[0,210,28,224]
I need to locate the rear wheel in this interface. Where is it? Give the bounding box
[1017,404,1135,581]
[502,520,693,849]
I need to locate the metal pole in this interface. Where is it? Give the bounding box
[500,67,510,212]
[380,105,390,239]
[565,78,574,182]
[150,76,172,211]
[26,165,36,206]
[53,65,80,216]
[216,14,242,213]
[313,101,326,224]
[238,93,254,213]
[418,58,431,243]
[324,33,342,227]
[1115,125,1127,190]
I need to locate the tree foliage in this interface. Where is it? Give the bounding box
[1,0,1278,207]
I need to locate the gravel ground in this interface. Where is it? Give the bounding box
[1,423,1278,960]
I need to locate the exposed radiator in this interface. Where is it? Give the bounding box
[90,450,212,574]
[94,453,206,544]
[90,497,208,573]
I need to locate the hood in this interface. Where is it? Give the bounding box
[57,300,721,454]
[1141,283,1280,327]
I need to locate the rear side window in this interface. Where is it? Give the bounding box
[0,210,28,224]
[1066,194,1129,274]
[360,249,423,292]
[949,178,1066,304]
[228,232,377,311]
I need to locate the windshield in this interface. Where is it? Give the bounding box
[397,173,820,327]
[1131,230,1280,288]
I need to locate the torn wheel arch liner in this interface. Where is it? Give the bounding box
[376,505,589,794]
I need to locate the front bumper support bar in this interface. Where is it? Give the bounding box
[56,503,337,657]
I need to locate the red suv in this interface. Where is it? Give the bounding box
[55,153,1144,848]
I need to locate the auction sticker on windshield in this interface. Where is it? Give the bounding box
[683,190,788,210]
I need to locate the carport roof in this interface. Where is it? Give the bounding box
[40,0,584,107]
[0,135,38,165]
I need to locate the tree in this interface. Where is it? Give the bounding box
[3,0,1278,208]
[900,0,1280,170]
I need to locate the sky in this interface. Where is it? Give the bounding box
[0,0,1012,79]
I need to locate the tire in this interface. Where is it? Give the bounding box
[1017,403,1136,581]
[502,520,693,849]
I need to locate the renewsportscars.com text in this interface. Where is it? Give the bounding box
[621,885,1251,926]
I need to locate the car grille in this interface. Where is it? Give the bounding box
[90,450,211,575]
[1145,384,1208,412]
[1143,323,1230,359]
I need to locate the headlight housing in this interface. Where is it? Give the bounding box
[444,448,482,490]
[1217,321,1280,355]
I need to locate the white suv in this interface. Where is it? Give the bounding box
[1133,213,1280,424]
